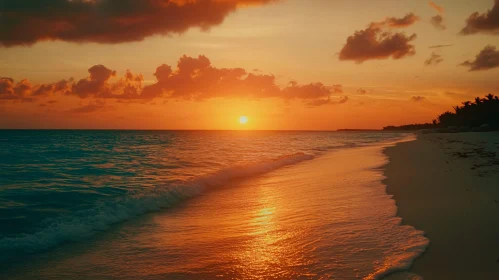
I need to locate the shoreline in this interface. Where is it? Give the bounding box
[0,141,430,279]
[383,132,499,279]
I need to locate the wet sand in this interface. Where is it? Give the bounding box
[383,132,499,279]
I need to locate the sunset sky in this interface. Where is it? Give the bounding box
[1,0,498,130]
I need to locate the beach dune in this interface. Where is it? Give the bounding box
[384,132,499,280]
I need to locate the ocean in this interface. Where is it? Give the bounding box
[0,130,428,279]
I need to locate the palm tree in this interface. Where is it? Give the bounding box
[438,111,456,126]
[474,97,482,106]
[386,94,498,130]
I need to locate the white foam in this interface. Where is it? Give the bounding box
[365,230,429,279]
[0,152,314,258]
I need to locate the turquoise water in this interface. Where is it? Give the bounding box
[0,130,427,279]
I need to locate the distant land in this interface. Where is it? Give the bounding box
[336,129,381,132]
[383,94,499,132]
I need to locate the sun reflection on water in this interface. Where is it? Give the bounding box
[223,181,317,279]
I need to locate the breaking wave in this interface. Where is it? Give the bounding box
[0,152,314,259]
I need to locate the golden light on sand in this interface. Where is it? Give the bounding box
[239,116,249,124]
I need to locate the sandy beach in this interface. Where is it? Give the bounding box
[384,132,499,280]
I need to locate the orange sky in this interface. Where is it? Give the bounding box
[1,0,498,130]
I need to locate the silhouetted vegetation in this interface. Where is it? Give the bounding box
[336,129,380,132]
[383,123,435,131]
[383,94,499,132]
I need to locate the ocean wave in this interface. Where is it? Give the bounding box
[0,152,314,259]
[366,229,429,280]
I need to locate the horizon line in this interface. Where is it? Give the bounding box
[0,128,385,132]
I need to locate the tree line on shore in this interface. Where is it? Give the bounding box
[384,94,499,131]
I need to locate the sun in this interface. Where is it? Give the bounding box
[239,116,249,124]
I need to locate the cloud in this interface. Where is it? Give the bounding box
[32,79,73,97]
[373,13,420,29]
[338,96,349,104]
[306,98,332,107]
[136,55,283,100]
[0,77,33,101]
[332,84,343,93]
[460,45,499,71]
[283,81,332,100]
[72,65,117,98]
[339,25,417,63]
[68,100,108,114]
[429,1,444,13]
[428,2,446,31]
[411,96,426,102]
[1,76,73,102]
[0,0,277,47]
[120,55,336,104]
[430,15,446,30]
[306,96,348,107]
[0,55,342,107]
[424,52,444,66]
[460,0,499,35]
[357,88,367,95]
[429,44,453,49]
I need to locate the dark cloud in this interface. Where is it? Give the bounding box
[126,55,336,104]
[0,0,277,47]
[0,55,342,107]
[373,13,420,29]
[136,55,282,100]
[411,96,426,102]
[306,96,348,107]
[430,15,446,30]
[72,65,117,98]
[429,1,444,14]
[338,96,349,104]
[424,52,444,66]
[68,100,107,114]
[339,25,417,63]
[460,45,499,71]
[460,0,499,35]
[332,84,343,94]
[357,88,367,95]
[0,78,16,99]
[32,79,73,97]
[110,70,145,99]
[429,44,453,49]
[1,76,73,101]
[283,81,331,100]
[0,77,33,101]
[303,85,344,106]
[306,98,332,107]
